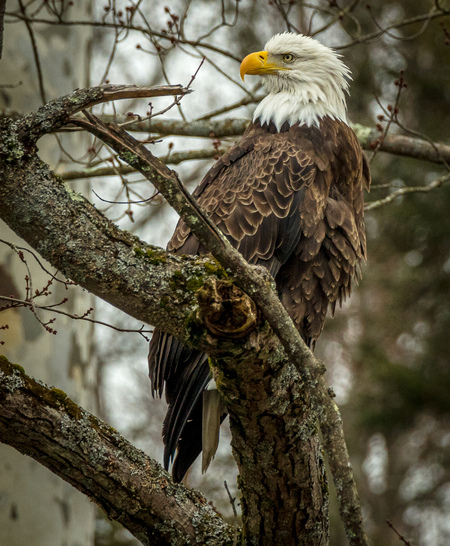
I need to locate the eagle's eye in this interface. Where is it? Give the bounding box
[282,53,295,63]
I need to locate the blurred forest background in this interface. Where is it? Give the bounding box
[1,1,449,545]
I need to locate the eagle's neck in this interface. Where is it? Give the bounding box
[253,80,348,131]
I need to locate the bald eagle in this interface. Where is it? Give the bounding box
[149,32,370,483]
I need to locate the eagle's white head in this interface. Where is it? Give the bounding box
[240,33,351,130]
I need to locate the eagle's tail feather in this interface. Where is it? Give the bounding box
[202,381,227,473]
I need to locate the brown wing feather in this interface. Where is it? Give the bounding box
[278,118,370,345]
[149,117,370,480]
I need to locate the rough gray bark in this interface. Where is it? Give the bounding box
[0,356,235,546]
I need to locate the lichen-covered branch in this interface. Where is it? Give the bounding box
[317,379,368,545]
[0,138,247,347]
[2,106,449,166]
[13,84,191,143]
[0,356,234,546]
[351,124,450,166]
[90,117,450,166]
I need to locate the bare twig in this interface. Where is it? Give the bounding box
[386,520,413,546]
[196,93,262,121]
[368,71,407,163]
[6,13,243,62]
[18,0,47,104]
[366,3,434,42]
[61,147,227,180]
[224,481,239,546]
[0,295,152,341]
[365,173,449,211]
[336,7,449,49]
[0,239,60,334]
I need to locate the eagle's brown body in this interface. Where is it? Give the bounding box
[149,116,370,482]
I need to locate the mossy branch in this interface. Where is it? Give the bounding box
[0,356,234,546]
[3,106,449,165]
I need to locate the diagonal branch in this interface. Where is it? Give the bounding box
[0,356,234,546]
[14,84,191,143]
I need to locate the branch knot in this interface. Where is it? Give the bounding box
[197,278,258,338]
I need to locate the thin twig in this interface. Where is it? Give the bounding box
[61,148,226,180]
[386,520,413,546]
[196,93,262,121]
[224,481,239,546]
[0,296,152,341]
[369,71,407,163]
[18,0,47,104]
[365,173,449,211]
[336,7,449,49]
[0,0,6,59]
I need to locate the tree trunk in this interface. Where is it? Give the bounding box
[205,324,329,544]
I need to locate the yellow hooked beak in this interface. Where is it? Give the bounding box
[240,51,289,81]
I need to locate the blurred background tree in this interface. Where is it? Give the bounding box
[1,1,449,544]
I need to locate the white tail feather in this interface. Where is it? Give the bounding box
[202,386,225,473]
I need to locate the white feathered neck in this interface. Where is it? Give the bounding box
[253,33,351,130]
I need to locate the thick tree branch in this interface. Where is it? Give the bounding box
[351,124,450,166]
[0,148,238,345]
[13,84,191,143]
[0,356,234,546]
[83,117,450,166]
[2,107,449,166]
